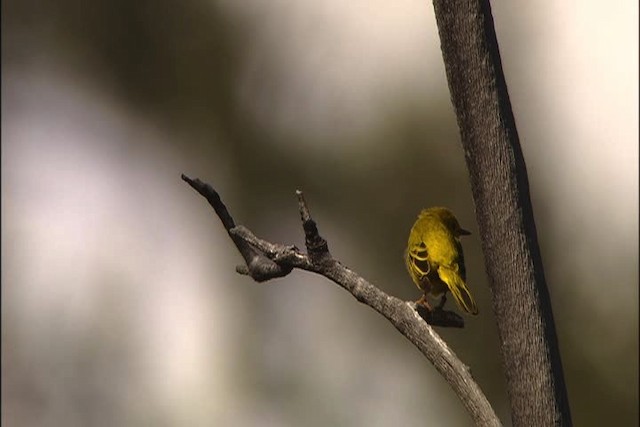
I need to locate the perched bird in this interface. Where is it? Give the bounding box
[405,207,478,315]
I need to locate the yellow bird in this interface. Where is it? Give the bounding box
[405,207,478,315]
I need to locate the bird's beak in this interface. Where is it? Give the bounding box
[458,228,471,236]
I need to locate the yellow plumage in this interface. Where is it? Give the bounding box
[405,207,478,315]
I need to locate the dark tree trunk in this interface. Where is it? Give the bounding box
[431,0,572,425]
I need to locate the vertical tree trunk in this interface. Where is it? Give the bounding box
[431,0,572,425]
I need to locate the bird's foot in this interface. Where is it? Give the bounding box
[415,294,432,311]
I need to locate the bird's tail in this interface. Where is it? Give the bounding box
[438,266,478,315]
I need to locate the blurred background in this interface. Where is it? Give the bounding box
[2,0,637,426]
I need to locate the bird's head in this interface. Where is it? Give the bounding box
[421,207,471,237]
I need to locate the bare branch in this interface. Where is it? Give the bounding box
[181,174,292,281]
[182,174,501,426]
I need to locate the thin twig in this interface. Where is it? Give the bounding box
[182,174,501,426]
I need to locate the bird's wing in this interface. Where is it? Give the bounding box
[405,240,433,291]
[407,241,431,277]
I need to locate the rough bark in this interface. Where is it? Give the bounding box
[431,1,572,425]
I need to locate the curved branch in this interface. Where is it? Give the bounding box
[182,174,501,426]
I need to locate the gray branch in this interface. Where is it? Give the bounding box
[182,174,501,426]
